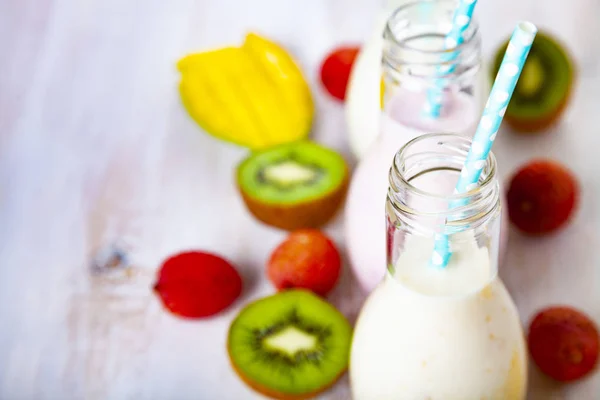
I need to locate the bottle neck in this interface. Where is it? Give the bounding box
[386,133,500,239]
[385,134,501,293]
[381,0,482,117]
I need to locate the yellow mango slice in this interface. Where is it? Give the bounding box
[177,33,314,150]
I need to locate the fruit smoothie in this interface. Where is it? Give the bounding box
[350,234,527,399]
[350,133,527,399]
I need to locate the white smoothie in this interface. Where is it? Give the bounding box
[350,233,527,399]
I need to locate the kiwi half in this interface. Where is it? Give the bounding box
[236,140,349,230]
[227,290,352,399]
[492,31,574,132]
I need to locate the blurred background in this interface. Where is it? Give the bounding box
[1,0,599,399]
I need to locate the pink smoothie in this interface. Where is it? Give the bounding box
[344,89,508,294]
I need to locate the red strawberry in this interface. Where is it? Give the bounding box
[153,251,242,319]
[528,306,599,382]
[320,46,360,101]
[506,160,578,234]
[268,229,341,296]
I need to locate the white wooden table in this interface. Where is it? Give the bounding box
[0,0,598,399]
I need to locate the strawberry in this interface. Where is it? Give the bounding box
[267,229,341,296]
[506,160,578,234]
[153,251,242,319]
[528,306,599,382]
[320,46,360,101]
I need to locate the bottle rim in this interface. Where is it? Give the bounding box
[392,133,496,200]
[388,133,499,227]
[384,0,480,57]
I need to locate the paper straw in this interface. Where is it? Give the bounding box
[430,21,538,268]
[424,0,478,118]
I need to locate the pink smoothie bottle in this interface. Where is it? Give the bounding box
[345,0,509,294]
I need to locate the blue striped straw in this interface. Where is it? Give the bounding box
[424,0,478,118]
[430,22,538,268]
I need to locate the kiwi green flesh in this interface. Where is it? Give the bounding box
[228,290,352,396]
[492,32,573,119]
[518,57,544,97]
[237,141,346,205]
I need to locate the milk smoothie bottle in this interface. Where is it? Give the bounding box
[350,134,527,399]
[344,0,509,293]
[345,0,490,159]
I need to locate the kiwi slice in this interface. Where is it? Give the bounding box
[227,290,352,399]
[237,140,349,230]
[492,31,574,132]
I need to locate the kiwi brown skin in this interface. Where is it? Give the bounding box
[227,349,346,400]
[237,165,350,231]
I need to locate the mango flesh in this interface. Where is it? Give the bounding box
[178,33,314,150]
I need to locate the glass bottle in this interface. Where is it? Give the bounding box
[344,0,508,293]
[350,133,527,399]
[345,0,491,158]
